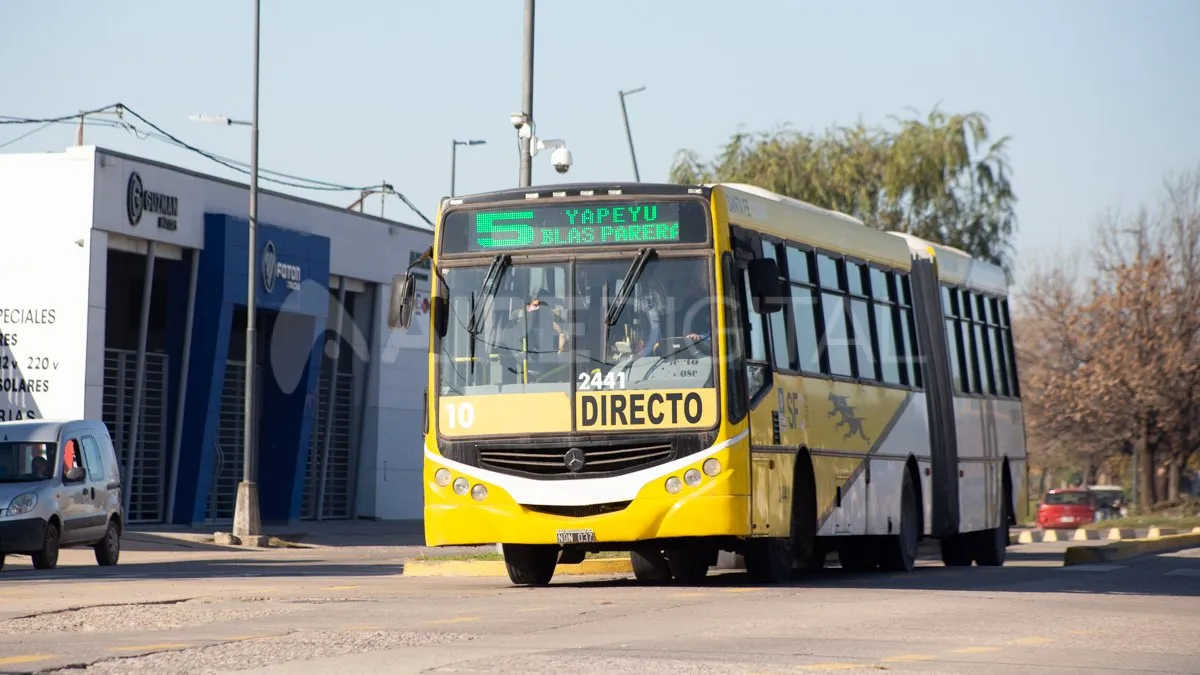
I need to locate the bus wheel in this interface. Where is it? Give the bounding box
[939,535,973,566]
[502,544,558,586]
[973,500,1009,566]
[745,536,794,583]
[631,550,672,583]
[880,469,919,572]
[664,547,709,584]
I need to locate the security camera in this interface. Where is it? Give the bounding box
[550,147,573,174]
[510,112,526,129]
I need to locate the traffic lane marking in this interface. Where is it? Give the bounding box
[950,646,1001,654]
[0,653,54,662]
[106,643,191,652]
[1009,636,1054,646]
[426,616,481,625]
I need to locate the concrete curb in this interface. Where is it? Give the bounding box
[403,558,634,577]
[1014,526,1200,544]
[1063,530,1200,567]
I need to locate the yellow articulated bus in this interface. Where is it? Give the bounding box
[391,181,1027,586]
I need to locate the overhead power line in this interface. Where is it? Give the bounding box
[0,102,434,226]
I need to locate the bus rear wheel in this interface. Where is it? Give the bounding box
[503,544,558,586]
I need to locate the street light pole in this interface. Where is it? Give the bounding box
[518,0,534,187]
[451,139,486,197]
[234,0,264,544]
[618,86,645,182]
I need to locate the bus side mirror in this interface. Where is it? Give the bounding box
[747,258,783,314]
[389,273,418,329]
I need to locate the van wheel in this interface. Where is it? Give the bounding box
[31,522,60,570]
[94,519,121,566]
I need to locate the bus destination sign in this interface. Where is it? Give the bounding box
[440,199,709,254]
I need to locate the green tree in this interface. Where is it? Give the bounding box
[669,107,1017,269]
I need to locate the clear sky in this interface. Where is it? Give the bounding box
[3,0,1197,287]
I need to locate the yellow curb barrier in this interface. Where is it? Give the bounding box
[403,558,634,577]
[1063,532,1200,567]
[1106,528,1136,540]
[1072,529,1102,541]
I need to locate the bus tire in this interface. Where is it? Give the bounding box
[880,469,919,572]
[745,536,793,583]
[502,544,558,586]
[631,550,672,583]
[664,547,709,584]
[939,535,974,566]
[973,495,1010,567]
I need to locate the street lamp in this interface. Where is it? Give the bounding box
[618,86,645,181]
[188,113,251,127]
[191,0,262,545]
[450,139,486,197]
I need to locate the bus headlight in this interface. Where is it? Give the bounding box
[471,484,488,501]
[684,469,701,487]
[435,469,452,487]
[665,476,682,494]
[453,477,469,495]
[703,458,721,477]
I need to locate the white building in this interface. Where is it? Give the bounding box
[0,145,432,526]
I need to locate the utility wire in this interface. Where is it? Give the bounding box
[0,102,434,226]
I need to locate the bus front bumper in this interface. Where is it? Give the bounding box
[423,453,751,547]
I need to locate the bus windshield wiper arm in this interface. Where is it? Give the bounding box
[466,253,511,336]
[604,247,655,326]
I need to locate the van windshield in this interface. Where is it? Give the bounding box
[0,441,57,482]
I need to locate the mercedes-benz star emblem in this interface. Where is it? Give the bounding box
[261,240,277,293]
[563,447,586,473]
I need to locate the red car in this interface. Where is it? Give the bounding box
[1036,488,1098,529]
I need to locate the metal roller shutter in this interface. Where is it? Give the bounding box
[101,348,169,524]
[301,364,356,520]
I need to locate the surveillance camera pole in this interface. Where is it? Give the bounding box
[518,0,534,188]
[619,86,645,182]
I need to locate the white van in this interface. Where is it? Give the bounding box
[0,420,124,570]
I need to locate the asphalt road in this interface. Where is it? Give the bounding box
[0,540,1197,674]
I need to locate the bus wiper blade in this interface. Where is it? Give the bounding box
[604,247,655,326]
[466,253,511,336]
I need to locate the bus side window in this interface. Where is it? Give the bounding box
[740,268,771,401]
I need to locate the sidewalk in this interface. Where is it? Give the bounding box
[123,519,493,559]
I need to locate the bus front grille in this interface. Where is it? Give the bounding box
[478,442,672,476]
[523,501,631,518]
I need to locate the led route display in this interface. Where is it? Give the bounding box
[439,199,709,253]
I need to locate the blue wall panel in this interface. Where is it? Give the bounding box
[169,213,330,526]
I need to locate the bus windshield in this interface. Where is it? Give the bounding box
[437,255,715,397]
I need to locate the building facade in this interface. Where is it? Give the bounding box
[0,146,432,526]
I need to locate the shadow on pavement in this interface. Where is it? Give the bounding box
[0,556,407,582]
[549,547,1200,598]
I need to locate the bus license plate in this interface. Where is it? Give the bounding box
[556,529,595,544]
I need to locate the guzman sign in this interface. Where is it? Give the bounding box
[126,171,179,231]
